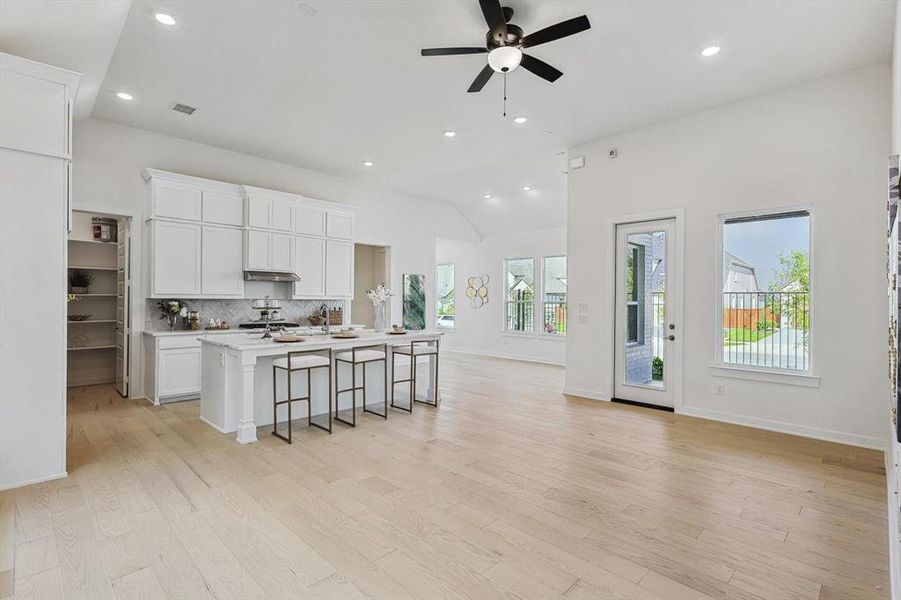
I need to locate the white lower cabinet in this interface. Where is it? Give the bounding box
[202,226,244,296]
[294,235,326,297]
[325,239,354,297]
[150,220,202,296]
[144,334,202,404]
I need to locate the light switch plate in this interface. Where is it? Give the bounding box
[569,156,585,170]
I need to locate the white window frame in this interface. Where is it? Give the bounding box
[435,263,455,331]
[541,255,568,337]
[713,205,817,383]
[503,257,536,335]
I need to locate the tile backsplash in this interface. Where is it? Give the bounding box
[145,298,346,331]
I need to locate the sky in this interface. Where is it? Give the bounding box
[723,215,809,289]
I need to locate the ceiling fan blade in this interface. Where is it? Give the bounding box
[522,15,591,48]
[421,47,489,56]
[467,63,494,93]
[479,0,508,42]
[520,54,563,83]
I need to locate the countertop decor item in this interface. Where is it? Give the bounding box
[402,274,426,330]
[158,299,189,331]
[68,270,94,294]
[366,283,394,331]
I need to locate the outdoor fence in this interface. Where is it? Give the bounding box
[506,289,534,332]
[544,301,567,334]
[722,291,809,370]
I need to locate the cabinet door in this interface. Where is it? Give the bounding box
[245,230,270,270]
[325,239,354,297]
[270,233,294,272]
[270,199,294,232]
[246,195,270,228]
[0,69,68,157]
[326,211,355,240]
[158,348,201,397]
[153,181,203,221]
[294,236,326,297]
[296,205,326,236]
[152,221,201,296]
[202,190,244,226]
[202,226,244,296]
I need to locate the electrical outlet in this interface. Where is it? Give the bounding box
[714,384,725,396]
[577,315,590,325]
[578,303,589,312]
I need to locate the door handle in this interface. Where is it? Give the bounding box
[668,335,675,341]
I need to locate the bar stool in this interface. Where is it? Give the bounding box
[391,338,440,411]
[272,349,332,443]
[333,344,388,426]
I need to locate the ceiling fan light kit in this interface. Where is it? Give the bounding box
[420,0,591,114]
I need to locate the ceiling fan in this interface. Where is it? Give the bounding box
[420,0,591,93]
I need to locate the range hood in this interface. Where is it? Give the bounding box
[243,270,300,282]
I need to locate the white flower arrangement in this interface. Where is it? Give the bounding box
[366,283,394,307]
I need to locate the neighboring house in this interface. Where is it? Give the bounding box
[722,252,773,329]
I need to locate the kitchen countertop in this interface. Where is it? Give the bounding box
[143,325,364,337]
[198,329,442,352]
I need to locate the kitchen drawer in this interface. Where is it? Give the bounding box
[158,335,202,350]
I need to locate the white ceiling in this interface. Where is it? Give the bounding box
[0,0,131,118]
[1,1,895,235]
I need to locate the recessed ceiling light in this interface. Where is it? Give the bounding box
[443,130,456,138]
[116,92,134,101]
[521,186,532,192]
[362,160,374,167]
[482,194,492,200]
[701,45,721,57]
[513,115,528,124]
[154,12,176,25]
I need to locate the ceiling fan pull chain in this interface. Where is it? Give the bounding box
[503,71,507,117]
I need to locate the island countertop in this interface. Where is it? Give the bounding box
[198,329,442,351]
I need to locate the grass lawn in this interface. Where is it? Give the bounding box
[723,327,775,346]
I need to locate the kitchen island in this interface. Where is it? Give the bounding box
[199,330,441,443]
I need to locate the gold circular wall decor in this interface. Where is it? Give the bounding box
[466,275,489,308]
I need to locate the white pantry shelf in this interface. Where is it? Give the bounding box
[67,345,117,351]
[68,265,117,271]
[67,319,116,324]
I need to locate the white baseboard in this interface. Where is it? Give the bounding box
[562,386,611,402]
[442,348,565,367]
[679,405,885,450]
[199,415,231,434]
[0,470,68,491]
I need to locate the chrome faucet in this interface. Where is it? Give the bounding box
[320,302,331,336]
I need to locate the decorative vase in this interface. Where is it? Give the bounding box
[69,286,88,295]
[167,313,178,330]
[374,303,388,332]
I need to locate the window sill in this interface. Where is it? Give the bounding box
[708,365,820,388]
[538,333,567,341]
[502,331,537,339]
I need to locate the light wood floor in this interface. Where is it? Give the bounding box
[0,353,889,600]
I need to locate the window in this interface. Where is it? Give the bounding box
[542,256,567,334]
[720,210,810,371]
[626,244,645,343]
[436,263,455,329]
[505,258,534,332]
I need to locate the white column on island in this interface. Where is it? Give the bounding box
[236,358,259,444]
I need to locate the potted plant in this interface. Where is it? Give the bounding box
[158,299,189,330]
[68,270,94,294]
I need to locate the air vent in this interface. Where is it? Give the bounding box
[170,102,196,115]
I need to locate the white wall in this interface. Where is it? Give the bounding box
[72,117,480,398]
[436,226,567,365]
[566,65,891,448]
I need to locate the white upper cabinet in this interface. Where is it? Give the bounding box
[326,211,355,240]
[151,220,202,296]
[202,190,244,227]
[294,236,326,297]
[0,65,71,158]
[244,230,294,273]
[245,189,296,232]
[202,226,244,296]
[296,205,326,237]
[270,233,294,271]
[325,239,354,297]
[152,180,202,221]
